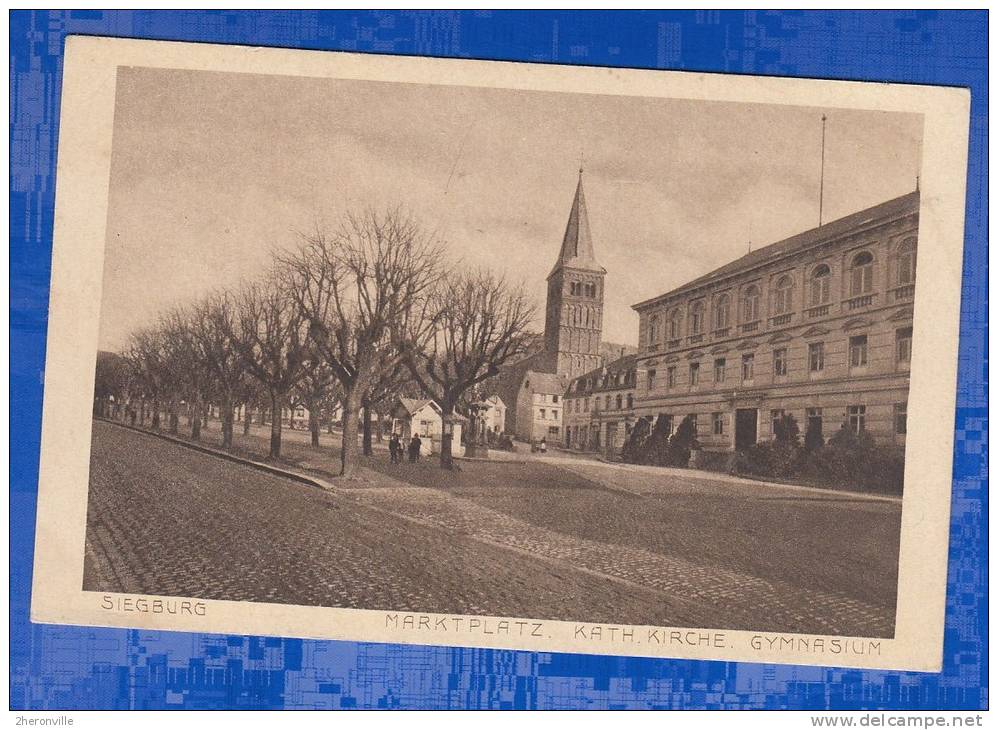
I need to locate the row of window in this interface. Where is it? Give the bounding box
[697,403,907,438]
[645,327,912,392]
[570,368,637,394]
[568,281,599,298]
[645,242,917,345]
[563,329,914,415]
[566,304,600,328]
[566,392,635,415]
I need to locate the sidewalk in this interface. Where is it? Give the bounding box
[535,453,903,503]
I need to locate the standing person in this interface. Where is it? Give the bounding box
[409,433,422,463]
[539,436,547,454]
[389,433,401,464]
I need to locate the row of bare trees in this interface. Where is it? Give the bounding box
[101,207,536,473]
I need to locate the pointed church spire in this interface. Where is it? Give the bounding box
[549,169,604,278]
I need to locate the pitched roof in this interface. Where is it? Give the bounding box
[568,354,637,393]
[632,191,920,310]
[396,398,435,416]
[549,171,605,278]
[521,370,567,394]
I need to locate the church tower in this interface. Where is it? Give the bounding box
[543,170,607,379]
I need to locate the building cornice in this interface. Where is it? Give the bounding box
[631,204,918,313]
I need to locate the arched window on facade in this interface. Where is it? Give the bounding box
[690,300,705,335]
[742,285,760,322]
[714,293,730,330]
[810,264,831,306]
[773,275,794,315]
[648,314,660,345]
[896,239,916,286]
[669,308,682,339]
[850,251,874,296]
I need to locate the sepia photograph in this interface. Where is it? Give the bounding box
[31,37,969,671]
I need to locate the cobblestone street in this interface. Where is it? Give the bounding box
[84,420,901,636]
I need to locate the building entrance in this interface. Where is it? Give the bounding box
[735,408,758,450]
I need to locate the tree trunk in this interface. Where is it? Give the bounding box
[139,399,145,426]
[191,400,202,441]
[309,402,320,447]
[362,396,373,456]
[221,395,234,449]
[269,391,283,460]
[169,398,179,435]
[152,398,161,430]
[439,401,456,470]
[243,403,252,436]
[340,387,360,478]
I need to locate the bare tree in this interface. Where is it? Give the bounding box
[406,268,535,469]
[238,377,267,436]
[280,207,442,478]
[230,275,311,460]
[189,292,248,449]
[292,363,339,448]
[159,306,211,441]
[93,351,131,420]
[361,357,417,454]
[124,327,174,429]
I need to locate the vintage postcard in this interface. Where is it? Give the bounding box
[32,35,970,671]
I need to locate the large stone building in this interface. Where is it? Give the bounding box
[496,170,607,442]
[630,191,919,452]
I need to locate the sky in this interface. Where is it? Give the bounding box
[97,66,922,350]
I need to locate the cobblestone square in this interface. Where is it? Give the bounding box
[84,420,902,636]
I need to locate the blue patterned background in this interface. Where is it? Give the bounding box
[9,10,987,710]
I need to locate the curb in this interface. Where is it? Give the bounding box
[97,418,340,493]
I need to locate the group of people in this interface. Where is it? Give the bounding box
[388,432,423,464]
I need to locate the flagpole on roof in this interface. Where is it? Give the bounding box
[819,114,827,227]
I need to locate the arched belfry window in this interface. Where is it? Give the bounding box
[896,239,916,286]
[850,252,874,296]
[742,285,760,322]
[810,264,831,306]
